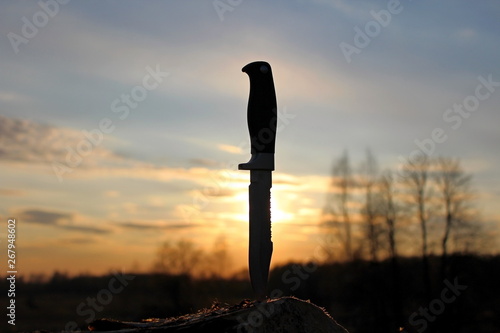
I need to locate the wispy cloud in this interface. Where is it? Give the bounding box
[116,221,200,230]
[0,115,118,167]
[217,144,243,154]
[19,209,72,225]
[0,115,226,185]
[60,224,112,235]
[189,158,220,167]
[0,188,25,196]
[17,208,111,234]
[59,237,98,245]
[197,188,236,198]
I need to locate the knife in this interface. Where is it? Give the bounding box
[239,61,277,300]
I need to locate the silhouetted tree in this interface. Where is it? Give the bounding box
[400,154,433,297]
[359,148,382,262]
[377,169,405,328]
[377,170,399,260]
[152,237,235,279]
[433,157,473,274]
[153,239,204,276]
[205,234,233,278]
[322,151,357,261]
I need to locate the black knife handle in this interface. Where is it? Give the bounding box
[242,61,277,155]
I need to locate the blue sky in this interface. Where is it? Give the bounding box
[1,0,499,276]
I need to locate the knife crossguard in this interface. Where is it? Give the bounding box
[238,153,275,171]
[239,61,277,300]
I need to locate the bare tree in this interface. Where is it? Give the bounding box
[377,170,399,260]
[377,169,405,330]
[400,155,433,256]
[433,157,473,257]
[359,148,381,262]
[322,151,356,261]
[400,154,433,296]
[206,235,233,278]
[433,156,478,280]
[451,218,491,255]
[153,239,204,276]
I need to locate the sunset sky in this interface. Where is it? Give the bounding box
[1,0,499,277]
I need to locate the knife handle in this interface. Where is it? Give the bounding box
[242,61,277,155]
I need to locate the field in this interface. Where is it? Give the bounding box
[1,254,499,333]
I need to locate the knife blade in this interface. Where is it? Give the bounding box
[238,61,277,300]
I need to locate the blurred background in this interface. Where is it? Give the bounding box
[0,1,499,332]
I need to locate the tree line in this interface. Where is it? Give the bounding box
[151,235,233,278]
[321,150,492,291]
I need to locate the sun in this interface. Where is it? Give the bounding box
[271,195,294,223]
[231,189,294,224]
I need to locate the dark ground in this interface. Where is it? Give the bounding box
[2,254,499,333]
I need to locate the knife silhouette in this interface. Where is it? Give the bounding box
[239,61,277,300]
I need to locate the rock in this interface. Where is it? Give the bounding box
[88,297,349,333]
